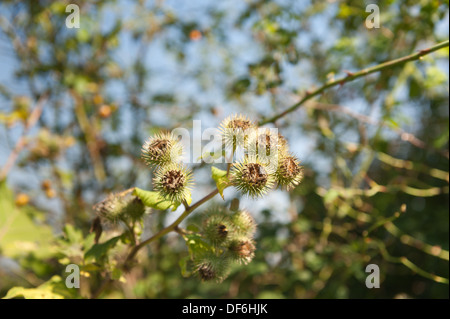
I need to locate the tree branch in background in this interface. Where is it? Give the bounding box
[71,90,106,182]
[0,93,48,182]
[306,101,450,159]
[259,40,450,125]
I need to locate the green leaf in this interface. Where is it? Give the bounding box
[183,233,213,258]
[171,192,192,212]
[211,166,229,199]
[386,118,400,130]
[323,189,339,204]
[111,267,126,282]
[83,232,96,251]
[179,255,192,278]
[81,263,101,272]
[2,276,69,299]
[133,187,176,210]
[63,224,83,244]
[0,181,54,258]
[187,224,200,233]
[84,235,121,262]
[197,149,225,162]
[76,28,90,43]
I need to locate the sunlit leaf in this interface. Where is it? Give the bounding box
[211,166,229,199]
[84,236,121,262]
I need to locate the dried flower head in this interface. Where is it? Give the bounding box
[153,163,193,203]
[228,239,256,265]
[231,156,275,198]
[141,132,183,167]
[219,114,256,151]
[275,154,303,191]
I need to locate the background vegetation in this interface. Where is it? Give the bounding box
[0,0,448,298]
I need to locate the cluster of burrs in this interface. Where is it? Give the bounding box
[140,114,303,202]
[219,114,304,198]
[193,206,257,282]
[92,115,304,283]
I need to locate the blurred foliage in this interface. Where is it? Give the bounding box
[0,0,449,298]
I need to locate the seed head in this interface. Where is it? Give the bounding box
[141,132,183,167]
[231,156,275,198]
[195,253,230,283]
[219,114,256,151]
[94,192,147,225]
[228,239,256,265]
[275,154,303,190]
[203,212,232,246]
[198,263,216,281]
[153,163,193,203]
[123,197,146,221]
[230,209,256,238]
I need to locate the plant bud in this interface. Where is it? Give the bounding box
[195,253,230,283]
[93,193,127,223]
[203,213,232,246]
[15,193,30,207]
[123,196,146,221]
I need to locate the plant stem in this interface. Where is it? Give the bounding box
[259,40,449,125]
[123,188,220,268]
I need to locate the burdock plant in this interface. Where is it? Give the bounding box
[91,113,303,286]
[190,206,258,282]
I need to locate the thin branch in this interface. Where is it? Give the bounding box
[122,188,220,269]
[0,93,48,181]
[259,40,450,125]
[384,222,449,261]
[306,101,450,159]
[376,241,449,285]
[94,188,220,296]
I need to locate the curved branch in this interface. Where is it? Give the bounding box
[259,40,449,125]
